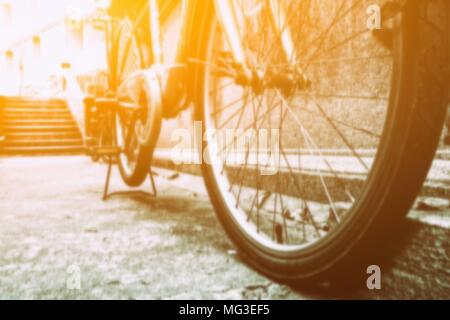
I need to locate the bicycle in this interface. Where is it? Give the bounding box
[85,96,118,163]
[98,0,449,283]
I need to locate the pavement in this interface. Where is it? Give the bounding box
[0,156,449,299]
[154,148,450,200]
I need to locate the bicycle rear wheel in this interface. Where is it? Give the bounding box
[107,4,157,187]
[194,0,448,281]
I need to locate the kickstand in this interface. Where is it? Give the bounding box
[102,156,158,201]
[102,156,114,200]
[148,166,157,197]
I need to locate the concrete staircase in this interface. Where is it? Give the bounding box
[0,97,84,156]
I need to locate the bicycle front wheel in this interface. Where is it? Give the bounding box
[194,0,448,282]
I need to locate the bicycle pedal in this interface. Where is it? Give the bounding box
[91,146,122,157]
[444,135,450,146]
[372,29,393,51]
[381,1,403,21]
[372,1,403,51]
[95,98,119,111]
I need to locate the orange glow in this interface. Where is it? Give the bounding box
[0,1,448,298]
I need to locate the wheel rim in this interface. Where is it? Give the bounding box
[203,0,394,253]
[116,107,141,176]
[112,17,151,179]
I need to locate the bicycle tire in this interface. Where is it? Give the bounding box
[194,0,448,282]
[108,13,155,187]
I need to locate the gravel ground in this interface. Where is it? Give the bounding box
[0,156,448,299]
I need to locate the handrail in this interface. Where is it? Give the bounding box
[1,8,99,53]
[3,0,180,53]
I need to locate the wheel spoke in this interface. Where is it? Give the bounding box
[204,0,392,250]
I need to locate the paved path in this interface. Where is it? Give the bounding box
[0,156,448,299]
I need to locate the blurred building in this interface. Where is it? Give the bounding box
[0,0,108,96]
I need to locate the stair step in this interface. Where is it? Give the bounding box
[4,138,84,147]
[3,125,79,133]
[0,146,86,156]
[0,97,84,156]
[1,100,66,108]
[3,114,73,121]
[2,103,67,110]
[5,132,82,140]
[3,107,70,113]
[1,96,65,103]
[4,119,76,126]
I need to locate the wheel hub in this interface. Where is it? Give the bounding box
[234,65,310,96]
[117,66,163,150]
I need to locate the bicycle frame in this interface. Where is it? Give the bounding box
[143,0,293,119]
[108,0,296,149]
[96,0,450,283]
[146,0,218,118]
